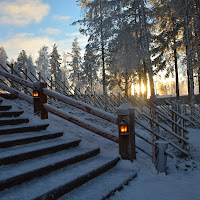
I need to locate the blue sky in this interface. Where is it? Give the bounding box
[0,0,87,61]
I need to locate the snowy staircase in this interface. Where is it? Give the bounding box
[0,98,137,200]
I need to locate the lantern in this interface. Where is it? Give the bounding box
[33,90,39,98]
[119,121,129,135]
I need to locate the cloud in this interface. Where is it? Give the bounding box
[0,0,50,26]
[1,32,88,61]
[53,15,71,21]
[2,33,55,60]
[57,33,88,55]
[41,28,62,35]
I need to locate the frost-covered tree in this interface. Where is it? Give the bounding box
[82,44,98,92]
[0,46,8,83]
[36,45,50,80]
[68,37,82,89]
[61,52,70,87]
[0,46,8,68]
[15,50,28,77]
[50,44,62,90]
[27,55,37,81]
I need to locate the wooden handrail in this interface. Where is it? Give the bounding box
[0,69,33,89]
[0,83,33,104]
[44,103,118,143]
[43,88,118,124]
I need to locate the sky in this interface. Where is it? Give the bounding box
[0,0,88,61]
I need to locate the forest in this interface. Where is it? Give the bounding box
[0,0,200,104]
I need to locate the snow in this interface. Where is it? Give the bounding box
[1,97,200,200]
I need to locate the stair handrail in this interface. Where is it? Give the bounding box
[0,68,33,89]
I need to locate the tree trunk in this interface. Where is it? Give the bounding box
[143,60,148,100]
[139,69,142,98]
[185,0,195,104]
[198,68,200,94]
[125,70,128,99]
[100,0,107,111]
[140,0,155,98]
[174,38,180,100]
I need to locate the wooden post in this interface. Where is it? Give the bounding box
[50,76,53,90]
[25,68,28,94]
[11,63,14,88]
[116,103,136,161]
[93,91,96,107]
[118,93,121,107]
[38,72,41,82]
[155,110,160,136]
[155,141,168,173]
[85,90,87,103]
[33,82,48,119]
[63,80,65,95]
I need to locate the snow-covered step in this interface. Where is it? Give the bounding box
[0,117,29,126]
[0,147,100,191]
[0,155,119,200]
[0,130,63,148]
[0,105,12,111]
[0,138,81,165]
[0,110,23,118]
[59,161,137,200]
[0,123,49,135]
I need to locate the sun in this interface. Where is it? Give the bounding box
[131,83,146,96]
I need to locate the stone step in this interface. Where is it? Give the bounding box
[0,110,23,118]
[0,155,119,200]
[0,118,29,126]
[0,147,100,191]
[0,105,12,111]
[0,123,49,135]
[0,138,81,165]
[0,131,63,148]
[59,160,137,200]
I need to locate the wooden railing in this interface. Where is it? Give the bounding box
[0,65,190,157]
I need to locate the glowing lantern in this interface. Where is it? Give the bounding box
[33,90,39,98]
[119,121,128,135]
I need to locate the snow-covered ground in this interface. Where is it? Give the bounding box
[4,97,200,200]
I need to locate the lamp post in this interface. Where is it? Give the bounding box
[33,82,48,119]
[116,103,136,161]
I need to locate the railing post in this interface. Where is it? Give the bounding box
[154,141,168,173]
[50,76,53,90]
[25,68,28,94]
[116,103,136,161]
[33,82,48,119]
[11,63,14,88]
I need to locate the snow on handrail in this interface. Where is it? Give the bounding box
[0,83,33,104]
[43,88,118,124]
[0,68,34,89]
[44,103,118,143]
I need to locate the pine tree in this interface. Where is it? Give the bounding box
[50,44,62,91]
[0,46,8,68]
[61,52,70,88]
[16,50,28,77]
[68,37,82,90]
[36,45,50,81]
[27,55,37,81]
[0,46,8,83]
[82,44,98,92]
